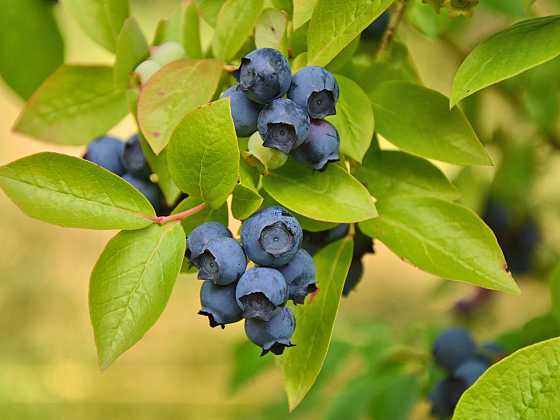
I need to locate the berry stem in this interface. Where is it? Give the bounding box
[151,202,207,225]
[378,0,407,55]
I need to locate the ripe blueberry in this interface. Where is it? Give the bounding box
[287,66,339,119]
[301,224,349,256]
[433,328,477,372]
[238,48,291,104]
[477,341,506,363]
[453,359,489,387]
[235,267,288,321]
[221,84,262,137]
[278,249,317,304]
[292,119,340,171]
[198,281,243,329]
[244,307,295,355]
[122,173,163,212]
[240,206,303,267]
[84,136,125,175]
[187,222,233,261]
[257,98,310,154]
[122,134,152,179]
[343,258,364,296]
[428,378,461,419]
[194,237,247,286]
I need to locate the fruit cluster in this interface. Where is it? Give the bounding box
[428,328,504,418]
[223,48,341,171]
[188,206,317,356]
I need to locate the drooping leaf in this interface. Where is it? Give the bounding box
[262,160,377,223]
[293,0,318,29]
[281,238,354,410]
[0,152,155,230]
[65,0,130,52]
[371,81,491,165]
[167,98,239,209]
[307,0,394,66]
[172,196,229,237]
[90,223,185,369]
[232,184,263,220]
[0,0,64,99]
[360,196,519,293]
[113,17,149,89]
[451,16,560,106]
[255,8,288,55]
[327,75,374,163]
[212,0,264,61]
[14,65,128,145]
[453,338,560,420]
[137,59,223,154]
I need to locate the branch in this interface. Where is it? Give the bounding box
[378,0,407,55]
[151,202,206,225]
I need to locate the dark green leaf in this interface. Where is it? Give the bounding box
[497,314,560,353]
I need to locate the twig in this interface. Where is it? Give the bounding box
[151,202,206,225]
[378,0,407,55]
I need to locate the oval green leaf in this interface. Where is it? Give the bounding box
[293,0,318,30]
[167,98,239,209]
[113,17,149,89]
[451,16,560,107]
[372,81,491,166]
[232,184,264,220]
[255,8,288,55]
[90,223,185,369]
[262,160,377,223]
[281,238,354,411]
[453,337,560,420]
[360,196,519,294]
[0,152,155,230]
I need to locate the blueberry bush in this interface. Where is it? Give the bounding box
[1,0,560,418]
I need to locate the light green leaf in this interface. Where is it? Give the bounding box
[453,337,560,420]
[360,196,519,293]
[0,152,155,230]
[451,16,560,106]
[255,8,288,55]
[327,75,374,163]
[281,238,353,410]
[153,4,203,59]
[353,148,460,200]
[262,160,377,223]
[64,0,129,52]
[232,184,263,220]
[14,65,128,145]
[550,263,560,324]
[194,0,225,27]
[114,17,149,89]
[372,81,491,165]
[173,196,229,236]
[212,0,264,61]
[90,223,185,369]
[168,98,239,209]
[307,0,394,66]
[137,59,223,154]
[293,0,318,29]
[0,0,64,99]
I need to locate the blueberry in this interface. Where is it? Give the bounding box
[84,136,125,175]
[122,134,151,179]
[150,42,185,66]
[362,11,390,40]
[477,341,506,363]
[433,328,477,372]
[244,307,295,355]
[193,237,247,286]
[187,222,233,261]
[343,258,363,296]
[301,224,349,256]
[354,225,375,259]
[240,206,303,267]
[238,48,291,104]
[235,267,288,321]
[428,378,462,419]
[198,281,243,329]
[257,99,310,154]
[287,66,339,119]
[292,119,340,171]
[221,84,262,137]
[453,359,489,387]
[122,173,163,212]
[278,249,317,304]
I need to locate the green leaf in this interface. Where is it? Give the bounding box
[550,263,560,324]
[372,81,491,166]
[453,337,560,420]
[0,0,64,99]
[262,160,377,223]
[194,0,225,27]
[497,314,560,353]
[137,59,223,154]
[229,339,273,393]
[0,152,155,230]
[153,4,203,59]
[212,0,264,61]
[353,148,460,200]
[168,99,239,209]
[173,196,228,237]
[281,238,353,410]
[65,0,129,52]
[232,184,263,220]
[327,75,374,163]
[90,223,185,369]
[255,8,288,55]
[369,374,420,420]
[307,0,394,66]
[451,16,560,106]
[293,0,317,29]
[14,65,128,145]
[360,196,519,293]
[113,17,149,89]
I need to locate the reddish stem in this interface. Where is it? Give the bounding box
[151,203,207,225]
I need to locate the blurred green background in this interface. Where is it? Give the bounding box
[1,1,559,419]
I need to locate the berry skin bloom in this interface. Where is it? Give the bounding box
[187,222,232,262]
[245,307,296,356]
[122,173,163,213]
[195,237,247,286]
[288,66,339,119]
[84,136,125,176]
[433,327,477,372]
[198,281,243,329]
[292,119,340,171]
[235,267,288,321]
[122,134,152,179]
[221,84,262,137]
[278,249,317,305]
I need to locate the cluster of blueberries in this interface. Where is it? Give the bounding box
[223,48,341,171]
[188,206,317,356]
[429,328,504,418]
[302,224,374,296]
[84,134,164,213]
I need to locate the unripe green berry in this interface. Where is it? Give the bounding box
[151,42,186,66]
[134,60,161,85]
[245,132,288,175]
